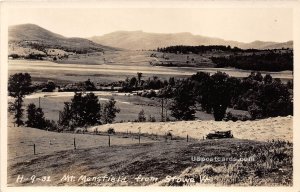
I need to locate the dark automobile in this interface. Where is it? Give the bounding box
[206,130,234,139]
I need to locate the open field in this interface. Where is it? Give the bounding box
[8,50,293,84]
[17,91,215,122]
[8,124,158,164]
[88,116,293,142]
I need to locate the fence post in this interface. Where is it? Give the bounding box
[33,144,36,155]
[138,127,141,144]
[108,135,111,147]
[187,134,189,142]
[74,138,76,150]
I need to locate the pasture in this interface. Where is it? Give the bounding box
[19,91,215,123]
[8,123,158,165]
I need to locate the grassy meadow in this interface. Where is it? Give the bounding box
[20,91,214,123]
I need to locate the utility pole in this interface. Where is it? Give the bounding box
[58,111,61,123]
[38,97,41,108]
[165,99,168,120]
[161,98,164,122]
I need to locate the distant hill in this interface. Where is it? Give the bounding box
[9,24,117,55]
[90,31,293,50]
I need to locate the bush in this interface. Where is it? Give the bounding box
[248,103,263,120]
[45,80,56,92]
[224,111,251,121]
[138,109,146,122]
[148,115,156,122]
[107,128,115,134]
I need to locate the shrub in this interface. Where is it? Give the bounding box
[138,109,146,122]
[248,103,263,120]
[148,115,156,122]
[107,128,115,134]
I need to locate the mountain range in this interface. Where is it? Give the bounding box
[9,24,293,53]
[90,31,293,50]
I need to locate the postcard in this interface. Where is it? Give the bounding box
[0,1,299,192]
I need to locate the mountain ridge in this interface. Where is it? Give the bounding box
[90,30,293,50]
[9,24,293,52]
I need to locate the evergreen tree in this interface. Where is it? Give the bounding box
[26,103,46,129]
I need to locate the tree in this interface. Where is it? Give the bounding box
[102,98,120,124]
[58,102,73,129]
[138,109,146,122]
[170,79,196,120]
[8,73,33,126]
[84,79,96,91]
[45,80,56,92]
[263,74,273,84]
[58,92,101,130]
[259,80,293,117]
[129,77,138,87]
[191,72,213,113]
[137,72,143,85]
[209,72,233,121]
[26,103,46,129]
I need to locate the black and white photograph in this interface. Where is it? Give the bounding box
[0,2,299,190]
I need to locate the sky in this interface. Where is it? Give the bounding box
[8,8,293,43]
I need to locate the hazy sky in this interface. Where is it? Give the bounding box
[8,8,293,43]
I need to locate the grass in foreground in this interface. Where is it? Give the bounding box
[8,138,292,186]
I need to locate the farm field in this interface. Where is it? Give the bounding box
[17,91,215,123]
[88,116,293,142]
[8,50,293,84]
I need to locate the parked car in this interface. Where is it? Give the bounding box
[206,130,233,139]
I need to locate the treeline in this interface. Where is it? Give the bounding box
[22,41,104,54]
[211,52,293,71]
[159,71,293,121]
[157,45,243,54]
[120,74,170,92]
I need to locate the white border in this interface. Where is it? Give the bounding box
[1,1,300,192]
